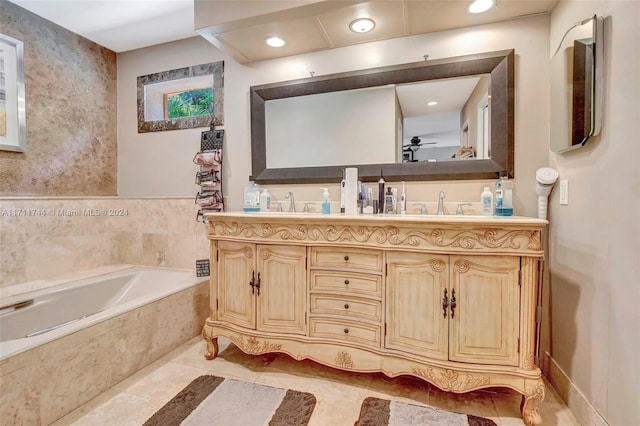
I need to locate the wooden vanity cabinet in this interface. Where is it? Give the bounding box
[216,241,306,336]
[386,252,520,366]
[202,214,547,425]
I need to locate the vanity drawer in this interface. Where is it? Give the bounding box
[309,317,381,347]
[310,271,382,298]
[309,247,383,272]
[310,294,382,322]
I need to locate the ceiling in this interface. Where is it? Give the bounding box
[198,0,558,63]
[8,0,197,52]
[8,0,557,59]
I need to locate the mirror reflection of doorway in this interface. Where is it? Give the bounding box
[461,122,469,150]
[476,95,489,160]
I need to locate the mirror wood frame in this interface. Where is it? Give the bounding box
[250,49,514,184]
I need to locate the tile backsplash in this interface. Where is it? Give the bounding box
[0,198,208,288]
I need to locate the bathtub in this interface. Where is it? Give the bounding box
[0,266,207,361]
[0,266,210,425]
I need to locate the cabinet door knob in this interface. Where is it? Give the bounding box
[344,255,350,261]
[344,279,350,285]
[344,303,349,309]
[343,328,349,334]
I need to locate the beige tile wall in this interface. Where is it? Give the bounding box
[0,198,209,288]
[0,280,209,425]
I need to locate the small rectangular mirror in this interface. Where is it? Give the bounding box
[550,15,603,153]
[137,61,224,133]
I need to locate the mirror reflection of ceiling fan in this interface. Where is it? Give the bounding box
[402,135,438,152]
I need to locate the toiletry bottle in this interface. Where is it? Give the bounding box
[366,187,375,214]
[378,170,385,214]
[481,186,493,216]
[391,188,398,213]
[340,170,346,214]
[259,188,271,212]
[385,188,395,214]
[496,176,514,216]
[400,181,406,215]
[494,177,503,212]
[321,188,331,215]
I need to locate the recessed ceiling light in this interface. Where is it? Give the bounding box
[427,101,438,106]
[265,36,286,47]
[349,18,375,33]
[468,0,495,14]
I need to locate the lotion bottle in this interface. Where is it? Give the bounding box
[321,188,331,215]
[259,188,271,212]
[481,186,493,216]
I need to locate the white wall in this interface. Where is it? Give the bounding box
[265,86,397,168]
[118,15,550,217]
[548,1,640,424]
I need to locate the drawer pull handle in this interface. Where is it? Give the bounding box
[344,303,349,309]
[344,279,350,285]
[344,255,349,261]
[344,328,349,334]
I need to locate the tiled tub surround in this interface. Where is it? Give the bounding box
[0,266,209,425]
[0,197,209,288]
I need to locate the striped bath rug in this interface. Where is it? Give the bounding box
[355,396,497,426]
[144,375,316,426]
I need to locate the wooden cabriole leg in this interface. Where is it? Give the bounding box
[520,378,545,425]
[202,324,219,360]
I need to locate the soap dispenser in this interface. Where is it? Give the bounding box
[321,188,331,215]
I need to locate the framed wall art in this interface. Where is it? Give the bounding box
[0,33,26,152]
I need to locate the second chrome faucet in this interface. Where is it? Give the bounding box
[284,191,296,213]
[436,191,446,215]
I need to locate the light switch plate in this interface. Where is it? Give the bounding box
[560,180,569,205]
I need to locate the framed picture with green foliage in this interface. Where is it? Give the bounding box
[137,61,223,133]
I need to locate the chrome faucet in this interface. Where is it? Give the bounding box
[284,192,296,213]
[436,191,446,215]
[457,203,472,215]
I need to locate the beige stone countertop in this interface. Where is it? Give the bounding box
[204,211,548,227]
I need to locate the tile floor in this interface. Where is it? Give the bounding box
[53,337,579,425]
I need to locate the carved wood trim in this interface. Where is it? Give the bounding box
[231,336,282,354]
[209,221,542,254]
[428,259,447,272]
[454,259,471,273]
[522,379,545,426]
[412,367,491,392]
[335,351,354,369]
[524,353,536,370]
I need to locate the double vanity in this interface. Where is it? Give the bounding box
[202,212,547,425]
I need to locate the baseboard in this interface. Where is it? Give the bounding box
[542,351,608,426]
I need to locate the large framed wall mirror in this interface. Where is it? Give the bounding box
[250,49,514,184]
[550,15,603,153]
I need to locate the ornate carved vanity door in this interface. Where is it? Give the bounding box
[386,251,448,360]
[448,255,520,366]
[256,245,307,335]
[217,241,256,329]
